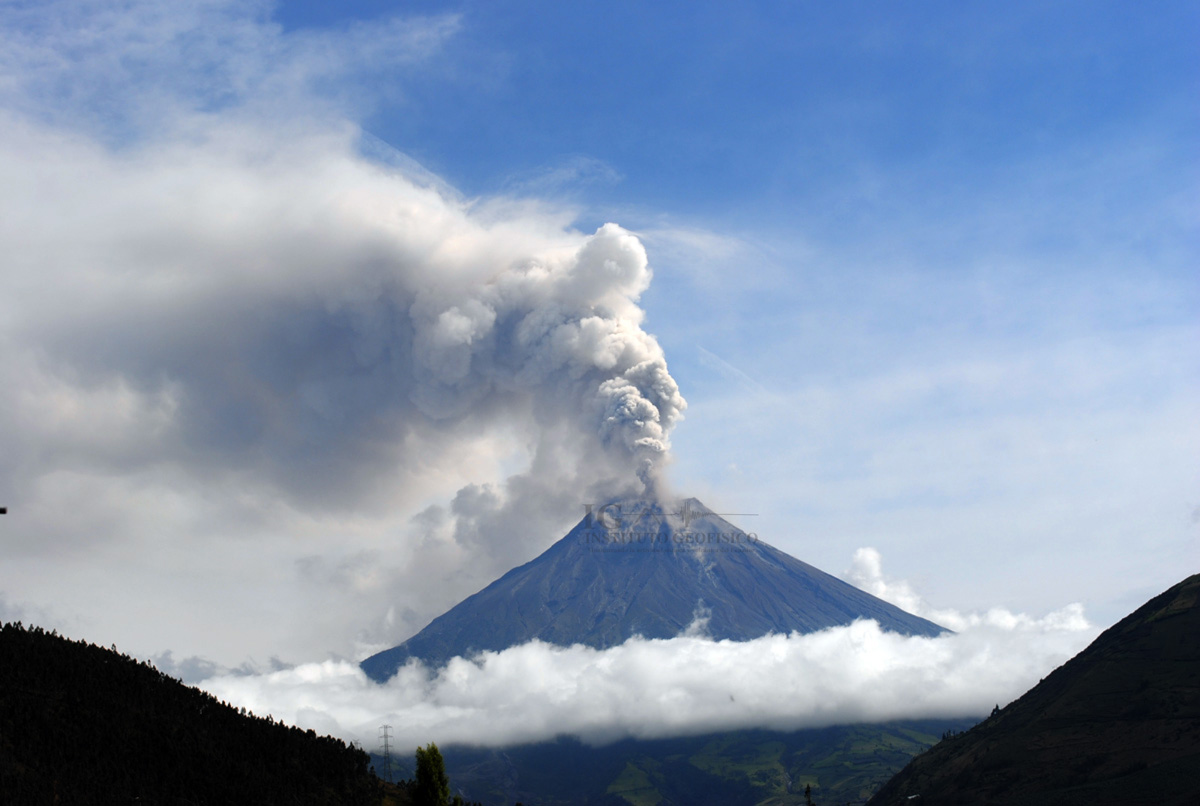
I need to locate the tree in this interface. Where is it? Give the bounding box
[414,743,451,806]
[804,782,815,805]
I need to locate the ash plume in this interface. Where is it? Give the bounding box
[0,0,684,660]
[406,219,685,491]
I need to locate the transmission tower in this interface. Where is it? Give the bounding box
[378,724,394,783]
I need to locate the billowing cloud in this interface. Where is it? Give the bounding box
[846,546,1092,637]
[198,550,1096,750]
[0,127,682,502]
[0,0,682,664]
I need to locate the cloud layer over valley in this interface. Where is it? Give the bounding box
[200,551,1096,749]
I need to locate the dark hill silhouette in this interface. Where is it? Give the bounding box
[362,497,946,681]
[0,621,390,805]
[381,719,981,806]
[867,573,1200,806]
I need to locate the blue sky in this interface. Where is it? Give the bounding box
[280,2,1191,213]
[0,0,1196,672]
[294,0,1198,618]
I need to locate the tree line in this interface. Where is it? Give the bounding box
[0,621,381,804]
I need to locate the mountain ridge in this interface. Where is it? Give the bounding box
[866,573,1200,805]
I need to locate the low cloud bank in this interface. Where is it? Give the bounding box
[846,547,1088,634]
[199,553,1096,750]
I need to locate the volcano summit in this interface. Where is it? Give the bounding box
[361,498,946,682]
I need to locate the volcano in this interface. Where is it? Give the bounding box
[361,498,946,682]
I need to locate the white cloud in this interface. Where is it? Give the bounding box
[198,550,1096,750]
[0,0,685,665]
[503,155,624,197]
[0,0,461,139]
[663,312,1200,624]
[0,113,684,656]
[847,546,1090,634]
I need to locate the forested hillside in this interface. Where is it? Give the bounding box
[0,621,385,805]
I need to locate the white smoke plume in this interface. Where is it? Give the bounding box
[1,131,683,498]
[199,550,1097,750]
[0,0,685,661]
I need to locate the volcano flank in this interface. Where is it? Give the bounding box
[361,498,946,682]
